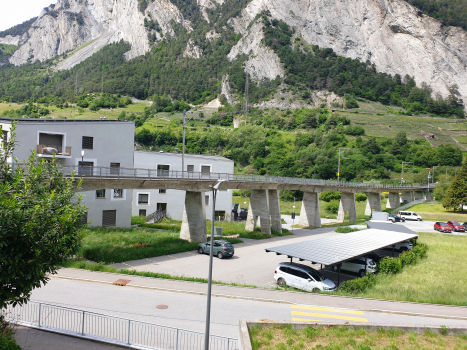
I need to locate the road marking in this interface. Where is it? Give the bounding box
[292,318,320,322]
[291,311,368,322]
[291,305,364,315]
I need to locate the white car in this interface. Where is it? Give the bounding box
[274,262,336,292]
[332,256,378,277]
[397,211,423,221]
[382,240,413,252]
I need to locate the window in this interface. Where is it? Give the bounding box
[215,211,226,220]
[78,161,94,176]
[187,165,194,172]
[139,209,147,217]
[159,189,166,194]
[96,189,106,198]
[114,189,124,198]
[299,271,310,280]
[138,193,149,204]
[157,203,167,212]
[288,268,301,277]
[157,164,170,176]
[205,195,210,206]
[102,210,117,227]
[110,162,120,175]
[201,165,211,173]
[82,136,94,149]
[79,212,88,226]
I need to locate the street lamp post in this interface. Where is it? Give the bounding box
[204,180,225,350]
[432,165,439,185]
[292,198,296,232]
[182,110,202,174]
[401,162,413,185]
[428,172,431,191]
[338,148,350,184]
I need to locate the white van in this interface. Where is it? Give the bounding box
[397,211,422,221]
[274,262,336,292]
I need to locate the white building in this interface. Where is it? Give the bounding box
[132,151,234,221]
[0,118,135,228]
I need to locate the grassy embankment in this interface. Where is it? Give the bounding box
[408,202,467,222]
[249,324,467,350]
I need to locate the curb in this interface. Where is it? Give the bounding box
[50,274,467,321]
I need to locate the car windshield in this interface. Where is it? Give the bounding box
[451,221,460,225]
[224,243,233,248]
[308,269,326,282]
[440,223,449,226]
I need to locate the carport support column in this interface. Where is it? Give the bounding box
[386,192,401,209]
[268,190,282,233]
[414,191,424,200]
[180,191,207,242]
[337,192,357,223]
[299,192,321,228]
[245,189,271,234]
[364,192,381,216]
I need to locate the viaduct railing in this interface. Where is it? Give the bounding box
[10,163,430,191]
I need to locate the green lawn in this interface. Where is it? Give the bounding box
[336,232,467,306]
[407,202,467,222]
[249,324,467,350]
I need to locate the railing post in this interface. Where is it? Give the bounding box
[82,310,85,335]
[118,168,120,179]
[38,303,41,327]
[134,168,136,179]
[127,319,131,345]
[176,329,179,350]
[149,169,151,179]
[100,167,102,178]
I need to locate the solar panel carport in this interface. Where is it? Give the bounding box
[266,229,418,287]
[366,221,416,234]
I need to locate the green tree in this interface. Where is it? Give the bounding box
[0,124,86,308]
[442,161,467,212]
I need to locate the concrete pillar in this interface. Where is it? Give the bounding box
[425,191,433,201]
[400,191,414,203]
[299,191,321,228]
[245,189,271,234]
[364,192,382,216]
[414,191,424,200]
[337,192,357,223]
[386,192,401,209]
[268,190,282,233]
[180,191,207,242]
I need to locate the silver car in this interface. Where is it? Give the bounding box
[274,262,336,292]
[333,256,377,277]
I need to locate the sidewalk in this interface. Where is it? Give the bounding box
[52,268,467,320]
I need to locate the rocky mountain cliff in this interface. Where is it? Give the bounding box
[1,0,467,105]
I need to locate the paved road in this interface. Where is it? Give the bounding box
[29,278,467,340]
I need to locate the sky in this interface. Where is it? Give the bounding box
[0,0,57,31]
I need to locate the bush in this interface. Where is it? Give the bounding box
[232,189,251,198]
[378,256,402,274]
[320,191,341,202]
[399,250,418,266]
[335,226,360,233]
[324,200,340,214]
[411,243,429,259]
[0,315,20,350]
[355,193,368,202]
[338,273,376,293]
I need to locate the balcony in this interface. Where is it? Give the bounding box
[37,144,72,158]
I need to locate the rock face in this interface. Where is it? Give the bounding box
[221,75,235,105]
[5,0,189,70]
[229,0,467,102]
[0,35,22,46]
[183,39,203,59]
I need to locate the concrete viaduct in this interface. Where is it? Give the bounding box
[62,166,431,242]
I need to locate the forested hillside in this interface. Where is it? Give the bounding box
[0,17,37,37]
[406,0,467,30]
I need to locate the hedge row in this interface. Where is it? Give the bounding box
[338,243,429,293]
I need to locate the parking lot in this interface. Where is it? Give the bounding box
[112,217,464,290]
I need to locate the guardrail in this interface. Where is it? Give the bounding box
[391,199,426,214]
[11,163,430,190]
[4,301,238,350]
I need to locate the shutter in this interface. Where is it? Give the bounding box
[187,165,194,172]
[82,136,94,149]
[201,165,211,173]
[110,162,120,175]
[102,210,117,227]
[205,195,209,206]
[79,212,88,226]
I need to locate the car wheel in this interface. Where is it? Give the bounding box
[198,247,204,254]
[312,288,320,293]
[332,265,338,272]
[417,218,421,221]
[277,278,286,288]
[359,270,366,278]
[217,252,223,259]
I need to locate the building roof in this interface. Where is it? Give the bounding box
[0,118,133,124]
[135,150,233,163]
[366,221,416,234]
[265,229,418,266]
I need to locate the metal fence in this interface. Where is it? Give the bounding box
[391,199,426,214]
[11,162,429,190]
[4,301,238,350]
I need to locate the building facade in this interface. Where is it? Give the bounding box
[0,118,135,228]
[132,151,234,221]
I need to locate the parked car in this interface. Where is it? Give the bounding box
[274,262,336,292]
[332,256,377,277]
[397,211,423,221]
[236,209,248,221]
[447,221,465,232]
[463,222,467,229]
[197,240,234,259]
[388,214,405,223]
[434,222,452,233]
[382,240,413,252]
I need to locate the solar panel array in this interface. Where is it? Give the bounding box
[365,221,416,234]
[265,229,418,266]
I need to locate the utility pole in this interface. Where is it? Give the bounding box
[401,162,413,185]
[432,165,439,185]
[243,72,249,116]
[337,148,350,184]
